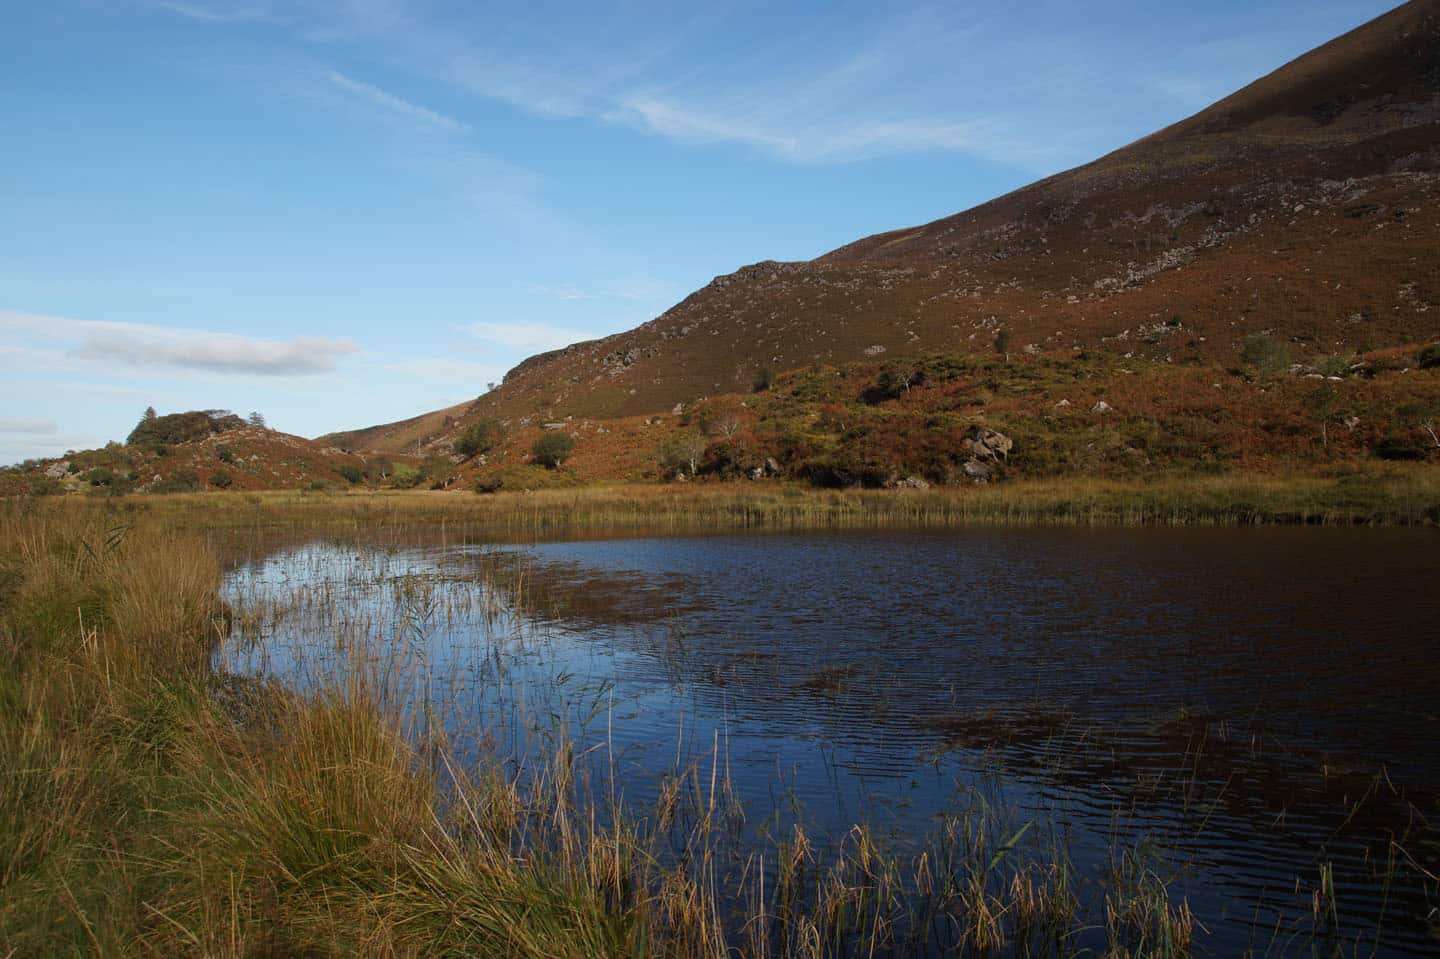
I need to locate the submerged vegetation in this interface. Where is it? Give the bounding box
[3,497,1435,954]
[0,502,1196,955]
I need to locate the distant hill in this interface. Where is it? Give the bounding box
[333,0,1439,469]
[0,410,433,496]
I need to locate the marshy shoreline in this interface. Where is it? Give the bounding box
[60,463,1440,542]
[2,489,1436,956]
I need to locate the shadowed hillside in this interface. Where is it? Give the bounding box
[333,1,1439,456]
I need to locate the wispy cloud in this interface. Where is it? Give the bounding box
[461,321,595,354]
[0,417,57,435]
[326,70,466,132]
[152,1,274,24]
[609,95,1014,163]
[1,310,359,377]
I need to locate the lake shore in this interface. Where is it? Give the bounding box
[63,462,1440,537]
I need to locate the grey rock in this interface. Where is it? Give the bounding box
[962,425,1013,460]
[962,459,993,483]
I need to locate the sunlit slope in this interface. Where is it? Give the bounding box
[338,0,1440,455]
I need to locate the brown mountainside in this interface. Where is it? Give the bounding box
[332,0,1440,456]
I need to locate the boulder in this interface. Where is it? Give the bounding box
[961,459,993,484]
[962,425,1013,460]
[1091,400,1114,414]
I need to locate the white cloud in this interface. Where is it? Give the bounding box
[152,1,274,23]
[1,310,359,377]
[610,95,1014,163]
[0,418,57,435]
[327,70,466,132]
[461,321,595,353]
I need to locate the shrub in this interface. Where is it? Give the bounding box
[453,418,505,459]
[657,431,707,478]
[152,470,200,493]
[336,464,362,484]
[473,472,504,494]
[216,444,235,463]
[531,432,575,469]
[86,467,114,487]
[752,367,775,392]
[863,361,926,404]
[1419,343,1440,370]
[419,455,457,489]
[208,471,233,489]
[390,464,422,489]
[1374,431,1428,461]
[1240,335,1292,373]
[29,475,63,496]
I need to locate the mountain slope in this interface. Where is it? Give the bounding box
[336,0,1440,457]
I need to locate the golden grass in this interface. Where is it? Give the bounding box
[91,463,1440,545]
[5,493,1409,954]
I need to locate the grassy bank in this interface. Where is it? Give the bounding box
[11,489,1437,954]
[0,499,1224,956]
[82,463,1440,544]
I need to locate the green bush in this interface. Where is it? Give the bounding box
[86,467,114,487]
[531,432,575,469]
[453,418,505,459]
[390,463,422,489]
[420,456,457,489]
[1240,335,1292,373]
[216,444,235,463]
[752,367,775,393]
[473,472,504,494]
[208,471,233,489]
[657,431,707,478]
[152,470,200,493]
[29,475,63,496]
[336,464,362,485]
[1419,343,1440,370]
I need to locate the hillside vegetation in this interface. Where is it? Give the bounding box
[331,0,1440,490]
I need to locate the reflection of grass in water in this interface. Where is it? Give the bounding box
[4,500,1432,955]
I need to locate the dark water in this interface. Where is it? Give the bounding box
[222,527,1440,955]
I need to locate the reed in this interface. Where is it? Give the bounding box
[3,496,1418,955]
[48,462,1440,556]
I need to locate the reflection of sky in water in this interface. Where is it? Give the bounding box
[222,527,1440,956]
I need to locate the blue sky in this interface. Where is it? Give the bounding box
[0,0,1398,462]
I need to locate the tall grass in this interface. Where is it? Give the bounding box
[80,462,1440,550]
[7,495,1400,955]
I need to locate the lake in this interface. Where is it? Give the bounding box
[221,526,1440,955]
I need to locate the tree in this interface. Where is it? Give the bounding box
[1306,380,1338,449]
[694,398,745,438]
[143,406,157,421]
[993,329,1011,359]
[531,432,575,469]
[657,431,707,478]
[752,367,775,393]
[453,418,505,459]
[248,411,267,429]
